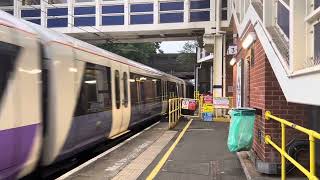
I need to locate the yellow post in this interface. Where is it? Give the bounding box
[175,99,177,125]
[281,123,286,180]
[310,135,316,177]
[179,98,182,117]
[168,99,171,129]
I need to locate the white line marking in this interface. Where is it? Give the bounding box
[55,121,160,180]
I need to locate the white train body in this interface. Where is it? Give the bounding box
[0,10,187,179]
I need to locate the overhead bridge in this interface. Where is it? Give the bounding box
[1,0,231,44]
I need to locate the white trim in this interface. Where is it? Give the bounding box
[278,0,290,10]
[197,54,213,63]
[305,6,320,23]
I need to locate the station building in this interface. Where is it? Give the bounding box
[1,0,320,177]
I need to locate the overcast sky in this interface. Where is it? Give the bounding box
[159,41,187,53]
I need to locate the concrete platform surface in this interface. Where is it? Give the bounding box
[138,120,247,180]
[63,122,175,180]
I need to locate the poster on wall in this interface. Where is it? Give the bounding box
[236,61,242,108]
[181,99,190,109]
[213,97,230,109]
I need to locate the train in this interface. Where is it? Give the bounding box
[0,11,193,179]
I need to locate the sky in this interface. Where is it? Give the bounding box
[159,41,188,53]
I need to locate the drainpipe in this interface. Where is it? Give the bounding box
[195,63,202,92]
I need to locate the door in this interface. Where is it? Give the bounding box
[109,64,131,137]
[161,80,167,114]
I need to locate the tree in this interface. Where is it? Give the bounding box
[98,42,162,64]
[176,41,197,64]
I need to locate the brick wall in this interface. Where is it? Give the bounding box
[232,23,310,164]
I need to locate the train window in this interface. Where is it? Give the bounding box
[143,77,156,104]
[100,67,112,109]
[181,85,184,97]
[155,79,162,102]
[123,72,128,107]
[130,73,139,105]
[0,1,13,6]
[74,64,112,116]
[0,42,20,106]
[167,81,177,98]
[115,70,120,109]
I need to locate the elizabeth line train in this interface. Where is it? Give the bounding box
[0,11,192,179]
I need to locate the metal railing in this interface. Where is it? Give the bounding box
[168,98,181,129]
[194,91,200,100]
[264,111,320,180]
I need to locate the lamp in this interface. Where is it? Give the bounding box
[242,32,256,49]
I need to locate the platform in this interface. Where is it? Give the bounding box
[59,119,246,180]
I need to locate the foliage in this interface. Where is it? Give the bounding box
[176,41,197,64]
[98,42,163,64]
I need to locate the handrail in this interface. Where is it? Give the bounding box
[265,111,320,180]
[168,98,181,129]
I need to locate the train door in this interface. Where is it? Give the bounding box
[109,64,131,137]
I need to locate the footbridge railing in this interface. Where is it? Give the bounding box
[264,111,320,180]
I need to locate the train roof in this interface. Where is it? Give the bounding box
[1,10,183,82]
[23,21,182,80]
[0,11,36,35]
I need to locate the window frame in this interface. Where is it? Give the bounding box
[74,63,112,116]
[115,70,121,109]
[123,71,128,107]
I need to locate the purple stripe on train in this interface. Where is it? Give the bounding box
[0,124,39,180]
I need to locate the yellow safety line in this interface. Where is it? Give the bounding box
[146,119,193,180]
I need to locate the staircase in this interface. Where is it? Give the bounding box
[232,0,320,106]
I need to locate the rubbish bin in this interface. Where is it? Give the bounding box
[227,108,256,153]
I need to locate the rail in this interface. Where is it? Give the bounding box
[264,111,320,180]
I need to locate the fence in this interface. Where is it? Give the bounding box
[265,111,320,180]
[168,98,181,129]
[167,92,234,128]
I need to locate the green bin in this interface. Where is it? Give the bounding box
[227,108,256,153]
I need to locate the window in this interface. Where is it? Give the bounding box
[277,1,290,38]
[48,0,67,4]
[155,79,162,102]
[181,85,184,97]
[75,0,94,2]
[315,0,320,9]
[123,72,128,107]
[167,81,177,98]
[115,70,120,109]
[0,42,20,105]
[22,0,40,5]
[0,0,13,6]
[130,73,139,105]
[314,22,320,65]
[75,63,112,116]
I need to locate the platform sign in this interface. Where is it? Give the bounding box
[203,103,213,113]
[227,45,238,55]
[213,97,230,109]
[203,95,213,103]
[181,99,190,109]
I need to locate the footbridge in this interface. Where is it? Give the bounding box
[1,0,231,44]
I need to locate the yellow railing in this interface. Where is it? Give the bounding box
[264,111,320,180]
[194,91,200,100]
[168,98,181,129]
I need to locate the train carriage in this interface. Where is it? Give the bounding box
[0,10,188,179]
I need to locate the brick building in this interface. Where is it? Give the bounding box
[230,19,319,176]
